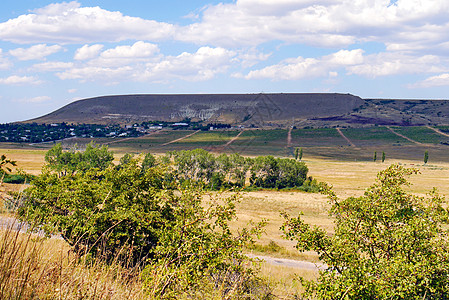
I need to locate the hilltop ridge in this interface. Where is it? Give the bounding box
[24,93,449,128]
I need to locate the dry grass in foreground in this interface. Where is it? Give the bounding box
[0,222,145,300]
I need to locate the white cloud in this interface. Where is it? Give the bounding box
[245,49,363,80]
[0,1,174,44]
[32,61,74,72]
[68,89,77,93]
[56,46,235,83]
[409,73,449,88]
[0,75,42,85]
[0,49,12,69]
[348,53,446,77]
[57,66,133,82]
[74,44,104,60]
[142,47,236,81]
[2,0,449,52]
[9,44,62,60]
[100,41,159,59]
[15,96,51,103]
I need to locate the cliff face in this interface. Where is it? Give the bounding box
[25,93,365,126]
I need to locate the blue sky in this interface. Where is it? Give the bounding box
[1,0,449,123]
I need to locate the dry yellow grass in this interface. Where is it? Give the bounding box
[3,146,449,298]
[258,262,319,299]
[0,225,144,300]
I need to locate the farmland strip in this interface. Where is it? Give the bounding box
[426,125,449,138]
[336,128,356,147]
[161,130,201,146]
[386,126,422,145]
[287,127,292,147]
[223,130,245,148]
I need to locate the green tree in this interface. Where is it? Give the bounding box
[424,150,429,164]
[19,154,268,298]
[373,151,377,162]
[299,147,303,161]
[294,147,299,160]
[19,160,166,265]
[45,142,113,176]
[382,151,386,163]
[282,165,449,299]
[141,152,157,171]
[119,153,134,166]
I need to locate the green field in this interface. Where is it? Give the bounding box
[2,125,449,163]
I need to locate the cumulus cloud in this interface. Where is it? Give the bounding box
[245,49,363,80]
[74,44,104,60]
[175,0,449,49]
[56,46,236,83]
[0,1,174,44]
[0,75,42,85]
[2,0,449,51]
[57,66,133,82]
[15,96,51,103]
[142,47,236,81]
[32,61,74,72]
[347,53,446,77]
[100,41,159,59]
[0,49,12,69]
[9,44,62,61]
[409,73,449,88]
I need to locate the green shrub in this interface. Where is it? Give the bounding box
[283,165,449,299]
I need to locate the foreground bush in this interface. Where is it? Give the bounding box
[282,164,449,299]
[18,148,271,298]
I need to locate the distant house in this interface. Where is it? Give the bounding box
[173,123,189,126]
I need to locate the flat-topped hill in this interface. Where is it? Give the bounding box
[25,93,363,126]
[24,93,449,127]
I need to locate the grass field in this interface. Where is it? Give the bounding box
[2,126,449,297]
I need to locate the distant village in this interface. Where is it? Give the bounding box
[0,120,232,143]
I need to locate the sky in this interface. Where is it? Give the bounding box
[1,0,449,123]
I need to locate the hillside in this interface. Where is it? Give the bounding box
[24,93,449,127]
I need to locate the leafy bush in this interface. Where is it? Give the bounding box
[19,160,168,266]
[282,164,449,299]
[19,146,270,297]
[44,142,113,176]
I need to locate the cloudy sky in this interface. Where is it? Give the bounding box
[1,0,449,123]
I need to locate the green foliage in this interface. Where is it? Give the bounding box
[141,153,156,171]
[0,154,16,174]
[424,150,429,164]
[141,189,267,298]
[19,160,167,266]
[119,153,134,166]
[382,151,386,163]
[282,165,449,299]
[250,156,308,189]
[373,151,377,162]
[45,142,114,176]
[295,147,303,161]
[167,149,309,190]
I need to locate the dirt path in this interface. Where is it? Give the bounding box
[247,254,325,270]
[223,130,245,148]
[0,214,325,271]
[287,127,292,148]
[426,125,449,138]
[386,126,422,145]
[161,130,201,146]
[336,128,356,147]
